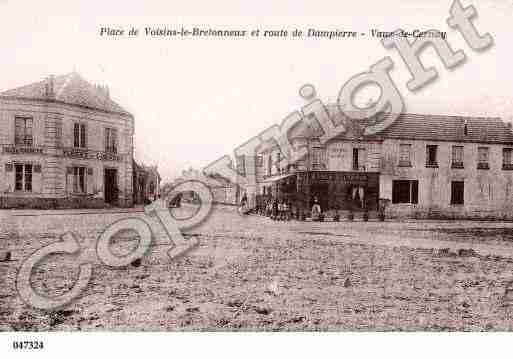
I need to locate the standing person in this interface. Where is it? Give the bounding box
[239,192,248,215]
[283,201,290,221]
[272,199,278,220]
[311,197,321,221]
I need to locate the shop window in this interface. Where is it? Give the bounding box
[73,123,87,148]
[451,181,464,205]
[392,180,418,204]
[15,117,33,146]
[425,145,438,167]
[477,147,489,169]
[452,146,464,168]
[105,127,118,153]
[503,148,513,170]
[399,144,412,167]
[14,164,32,192]
[73,166,87,193]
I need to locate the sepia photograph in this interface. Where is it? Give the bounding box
[0,0,512,357]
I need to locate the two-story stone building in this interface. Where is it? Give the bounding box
[247,105,513,219]
[0,72,134,208]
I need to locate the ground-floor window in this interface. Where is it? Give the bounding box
[392,180,418,204]
[73,166,86,193]
[14,163,32,192]
[451,181,464,205]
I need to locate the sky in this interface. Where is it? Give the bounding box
[0,0,512,182]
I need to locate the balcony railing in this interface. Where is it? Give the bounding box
[477,162,490,170]
[451,161,464,169]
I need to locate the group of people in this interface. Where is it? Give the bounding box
[250,195,327,221]
[262,198,293,220]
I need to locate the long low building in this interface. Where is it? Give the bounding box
[240,105,513,219]
[0,72,135,208]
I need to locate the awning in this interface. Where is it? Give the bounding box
[261,173,295,184]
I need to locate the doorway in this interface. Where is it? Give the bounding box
[310,182,329,211]
[104,168,118,205]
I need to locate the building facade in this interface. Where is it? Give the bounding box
[0,72,134,208]
[164,168,240,205]
[133,160,161,205]
[242,106,513,219]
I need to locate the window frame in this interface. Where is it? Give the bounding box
[392,180,419,204]
[477,146,490,170]
[14,163,33,192]
[398,144,412,167]
[73,122,87,149]
[451,145,464,169]
[503,148,513,170]
[14,116,33,147]
[72,166,87,194]
[104,127,118,154]
[425,145,438,167]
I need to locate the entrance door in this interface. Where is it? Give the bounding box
[104,168,118,205]
[310,182,329,211]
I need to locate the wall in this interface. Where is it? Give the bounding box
[381,139,513,219]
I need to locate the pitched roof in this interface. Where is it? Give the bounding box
[377,113,513,144]
[0,72,131,115]
[280,105,513,145]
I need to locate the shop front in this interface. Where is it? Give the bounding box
[259,171,380,214]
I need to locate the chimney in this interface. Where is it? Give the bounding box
[96,84,110,100]
[45,75,55,99]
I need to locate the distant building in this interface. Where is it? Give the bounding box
[0,72,135,208]
[163,168,240,205]
[241,105,513,219]
[133,160,161,204]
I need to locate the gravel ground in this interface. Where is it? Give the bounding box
[3,205,513,331]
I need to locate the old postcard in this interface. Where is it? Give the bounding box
[0,0,512,357]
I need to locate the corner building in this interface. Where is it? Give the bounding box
[0,73,134,208]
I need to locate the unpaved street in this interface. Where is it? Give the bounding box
[3,206,513,330]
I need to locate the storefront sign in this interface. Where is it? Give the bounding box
[63,149,89,159]
[2,145,43,154]
[62,148,122,162]
[96,152,122,161]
